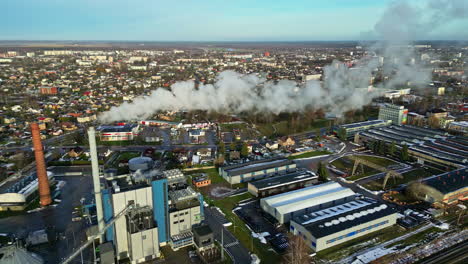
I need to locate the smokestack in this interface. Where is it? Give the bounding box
[30,123,52,207]
[88,127,105,241]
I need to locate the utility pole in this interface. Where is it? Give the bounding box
[221,227,224,261]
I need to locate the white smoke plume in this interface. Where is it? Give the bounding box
[99,0,467,123]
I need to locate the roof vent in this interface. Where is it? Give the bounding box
[346,215,355,221]
[325,222,332,227]
[332,220,340,225]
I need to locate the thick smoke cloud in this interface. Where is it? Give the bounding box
[99,0,467,123]
[99,65,380,122]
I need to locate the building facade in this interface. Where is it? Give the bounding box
[378,104,408,125]
[290,198,397,252]
[219,158,296,184]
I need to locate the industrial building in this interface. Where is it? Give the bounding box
[219,157,296,184]
[102,175,203,262]
[260,182,356,224]
[101,161,203,263]
[447,121,468,136]
[0,123,53,211]
[378,104,408,125]
[97,124,140,141]
[290,198,397,252]
[408,167,468,206]
[0,171,55,211]
[247,169,318,197]
[334,120,391,139]
[355,125,468,169]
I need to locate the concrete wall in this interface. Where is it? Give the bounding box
[129,228,159,263]
[112,186,154,260]
[169,206,202,237]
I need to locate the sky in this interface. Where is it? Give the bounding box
[1,0,467,41]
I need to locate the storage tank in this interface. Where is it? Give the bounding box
[128,157,153,172]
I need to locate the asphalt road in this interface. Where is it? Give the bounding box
[204,207,252,264]
[419,240,468,264]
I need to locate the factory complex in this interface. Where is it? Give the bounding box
[410,167,468,206]
[355,125,468,169]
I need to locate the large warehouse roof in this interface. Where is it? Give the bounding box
[261,182,355,215]
[222,158,294,176]
[423,167,468,194]
[249,169,317,190]
[293,198,396,238]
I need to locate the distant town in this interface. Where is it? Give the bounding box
[0,41,467,264]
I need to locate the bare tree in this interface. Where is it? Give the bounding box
[283,234,311,264]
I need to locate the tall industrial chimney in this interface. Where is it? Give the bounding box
[88,127,105,241]
[30,123,52,207]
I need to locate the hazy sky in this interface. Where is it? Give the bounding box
[1,0,467,41]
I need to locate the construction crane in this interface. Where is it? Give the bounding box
[61,203,150,264]
[349,156,403,189]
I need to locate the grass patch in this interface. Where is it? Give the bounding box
[256,119,330,138]
[363,167,439,191]
[220,123,248,132]
[331,155,397,181]
[316,225,406,262]
[208,193,280,264]
[389,227,444,247]
[288,150,331,160]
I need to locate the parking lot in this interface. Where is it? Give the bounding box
[234,200,290,253]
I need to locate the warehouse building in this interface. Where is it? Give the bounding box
[219,157,296,184]
[290,198,397,252]
[247,169,318,197]
[97,124,140,142]
[260,182,356,224]
[334,120,391,139]
[408,167,468,206]
[0,171,55,211]
[355,125,467,169]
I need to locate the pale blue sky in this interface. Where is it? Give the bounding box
[1,0,466,41]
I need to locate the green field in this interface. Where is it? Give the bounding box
[362,167,443,191]
[288,150,331,160]
[331,155,398,181]
[256,119,330,138]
